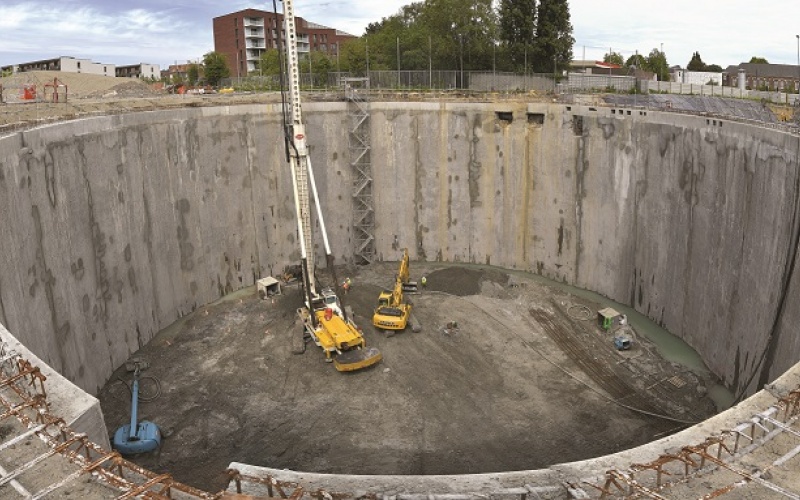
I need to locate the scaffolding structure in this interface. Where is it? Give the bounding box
[343,77,375,265]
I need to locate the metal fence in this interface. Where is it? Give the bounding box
[224,70,800,106]
[644,79,800,106]
[223,70,558,93]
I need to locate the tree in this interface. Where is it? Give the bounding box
[531,0,574,73]
[604,51,623,66]
[646,48,669,81]
[687,51,705,71]
[203,51,230,87]
[749,56,769,64]
[306,50,333,86]
[339,37,369,74]
[423,0,497,71]
[258,49,283,76]
[625,53,646,69]
[499,0,537,70]
[706,64,723,72]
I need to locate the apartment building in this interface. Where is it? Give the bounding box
[213,8,356,76]
[2,57,160,80]
[2,57,116,77]
[116,63,161,79]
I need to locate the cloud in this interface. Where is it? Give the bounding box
[0,1,209,66]
[294,0,408,36]
[570,0,800,66]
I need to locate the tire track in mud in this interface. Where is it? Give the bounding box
[528,306,664,416]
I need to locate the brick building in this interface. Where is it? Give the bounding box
[213,8,356,77]
[724,63,800,92]
[161,64,195,82]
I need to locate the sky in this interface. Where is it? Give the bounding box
[1,0,799,70]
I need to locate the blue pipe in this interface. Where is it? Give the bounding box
[129,377,139,440]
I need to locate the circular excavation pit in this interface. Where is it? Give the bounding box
[1,97,800,497]
[98,261,719,492]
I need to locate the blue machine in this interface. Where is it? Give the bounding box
[112,362,161,455]
[614,334,632,351]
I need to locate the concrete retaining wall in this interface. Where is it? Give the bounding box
[0,101,798,404]
[0,322,110,449]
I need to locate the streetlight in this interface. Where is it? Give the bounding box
[459,34,464,89]
[428,36,432,89]
[397,36,401,89]
[492,41,496,91]
[553,55,558,93]
[796,34,799,96]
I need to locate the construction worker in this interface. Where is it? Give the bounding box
[421,276,427,288]
[342,277,352,293]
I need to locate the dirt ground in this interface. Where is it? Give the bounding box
[98,261,719,493]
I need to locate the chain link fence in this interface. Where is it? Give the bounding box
[224,69,800,107]
[224,70,558,93]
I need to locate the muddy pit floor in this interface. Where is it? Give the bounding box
[98,262,719,493]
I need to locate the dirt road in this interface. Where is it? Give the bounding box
[98,262,718,493]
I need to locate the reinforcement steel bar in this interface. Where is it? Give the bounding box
[588,391,800,499]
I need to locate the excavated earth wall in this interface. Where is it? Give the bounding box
[0,102,799,491]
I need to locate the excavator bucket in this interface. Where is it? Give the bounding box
[334,347,382,372]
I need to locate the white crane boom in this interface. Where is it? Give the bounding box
[282,0,332,298]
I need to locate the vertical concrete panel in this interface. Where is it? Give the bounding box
[13,126,96,387]
[0,133,30,344]
[528,106,581,281]
[629,122,692,337]
[576,112,637,295]
[305,104,356,267]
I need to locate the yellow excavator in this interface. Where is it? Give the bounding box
[373,249,421,333]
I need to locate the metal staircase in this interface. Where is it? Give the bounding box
[343,77,375,265]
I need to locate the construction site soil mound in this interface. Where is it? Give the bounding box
[98,262,719,493]
[0,70,159,99]
[424,267,509,296]
[85,80,161,99]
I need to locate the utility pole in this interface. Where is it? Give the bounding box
[428,36,432,89]
[524,46,527,76]
[553,54,561,93]
[493,42,496,81]
[459,34,464,89]
[396,36,400,88]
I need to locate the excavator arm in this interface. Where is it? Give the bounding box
[373,249,420,332]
